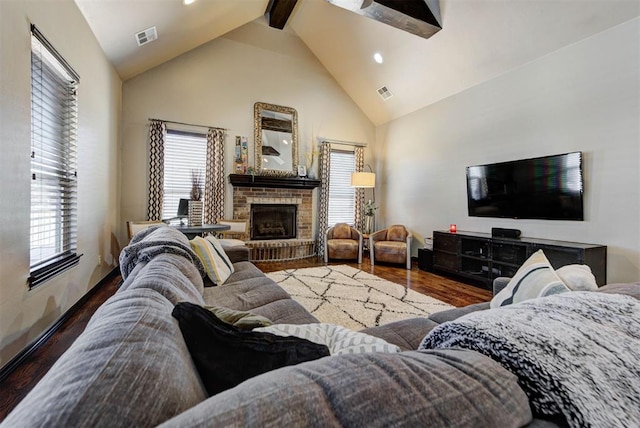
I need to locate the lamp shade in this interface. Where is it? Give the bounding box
[351,172,376,188]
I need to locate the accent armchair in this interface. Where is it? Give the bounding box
[324,223,363,264]
[216,219,248,247]
[370,225,413,269]
[126,220,167,240]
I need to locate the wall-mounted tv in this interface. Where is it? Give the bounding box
[466,152,584,221]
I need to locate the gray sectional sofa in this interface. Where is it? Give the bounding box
[3,227,638,427]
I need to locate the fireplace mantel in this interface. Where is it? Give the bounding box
[229,174,320,189]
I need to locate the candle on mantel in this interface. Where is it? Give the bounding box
[449,224,457,233]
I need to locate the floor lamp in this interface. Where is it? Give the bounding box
[351,165,376,233]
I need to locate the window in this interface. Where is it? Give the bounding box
[161,130,207,219]
[327,149,356,226]
[29,25,81,288]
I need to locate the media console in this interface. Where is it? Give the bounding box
[433,230,607,290]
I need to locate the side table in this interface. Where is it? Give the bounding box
[418,247,433,272]
[171,224,231,239]
[362,233,370,254]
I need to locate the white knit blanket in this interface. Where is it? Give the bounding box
[419,292,640,427]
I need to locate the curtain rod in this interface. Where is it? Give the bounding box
[149,118,227,131]
[319,137,367,147]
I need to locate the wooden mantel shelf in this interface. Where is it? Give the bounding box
[228,174,321,189]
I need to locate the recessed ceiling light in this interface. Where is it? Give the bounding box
[373,52,384,64]
[183,0,196,5]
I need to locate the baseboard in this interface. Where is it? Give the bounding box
[0,267,119,383]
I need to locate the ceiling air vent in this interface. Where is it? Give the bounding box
[135,26,158,47]
[377,85,393,101]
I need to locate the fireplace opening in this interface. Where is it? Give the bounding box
[250,204,297,240]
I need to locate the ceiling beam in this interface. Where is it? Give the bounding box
[265,0,299,30]
[326,0,442,39]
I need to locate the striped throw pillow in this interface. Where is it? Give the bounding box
[491,249,569,308]
[190,236,234,285]
[254,323,401,355]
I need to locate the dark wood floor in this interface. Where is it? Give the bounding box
[0,256,490,420]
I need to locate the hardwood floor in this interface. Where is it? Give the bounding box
[0,256,490,420]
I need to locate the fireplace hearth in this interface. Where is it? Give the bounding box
[250,204,297,240]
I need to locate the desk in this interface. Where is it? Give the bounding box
[172,224,230,239]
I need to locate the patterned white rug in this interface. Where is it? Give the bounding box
[267,265,454,330]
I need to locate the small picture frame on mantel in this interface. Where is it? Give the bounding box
[297,165,307,177]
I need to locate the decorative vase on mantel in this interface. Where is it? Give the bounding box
[188,200,203,227]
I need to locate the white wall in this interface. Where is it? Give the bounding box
[376,18,640,283]
[0,1,121,366]
[120,19,375,245]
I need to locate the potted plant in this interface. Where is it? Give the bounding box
[363,199,377,234]
[188,169,203,226]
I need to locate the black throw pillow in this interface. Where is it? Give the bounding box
[172,302,330,396]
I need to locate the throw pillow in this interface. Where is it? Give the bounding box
[555,264,598,291]
[490,249,570,308]
[206,305,273,330]
[190,236,234,285]
[206,235,235,274]
[172,302,330,397]
[254,323,401,355]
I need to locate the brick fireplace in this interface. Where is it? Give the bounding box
[229,174,321,261]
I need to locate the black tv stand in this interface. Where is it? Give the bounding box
[432,230,607,290]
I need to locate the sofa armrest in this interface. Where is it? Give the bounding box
[224,246,250,263]
[493,277,511,296]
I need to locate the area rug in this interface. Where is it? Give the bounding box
[266,265,454,330]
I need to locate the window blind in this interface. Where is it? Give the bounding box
[162,130,207,219]
[327,150,356,226]
[29,25,81,287]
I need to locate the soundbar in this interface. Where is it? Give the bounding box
[491,227,521,239]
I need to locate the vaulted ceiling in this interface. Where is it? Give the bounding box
[74,0,640,125]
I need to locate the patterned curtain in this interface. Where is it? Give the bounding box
[147,120,166,220]
[354,146,365,231]
[316,142,332,258]
[204,128,225,224]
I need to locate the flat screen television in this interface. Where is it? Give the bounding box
[466,152,584,221]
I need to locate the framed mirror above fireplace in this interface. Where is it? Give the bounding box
[254,102,298,176]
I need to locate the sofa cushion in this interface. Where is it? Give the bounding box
[491,250,569,308]
[202,277,291,310]
[224,261,268,284]
[361,317,441,351]
[428,302,490,324]
[172,302,330,396]
[206,305,273,330]
[159,349,532,428]
[248,299,320,324]
[596,282,640,300]
[119,253,205,305]
[222,245,250,264]
[3,289,208,428]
